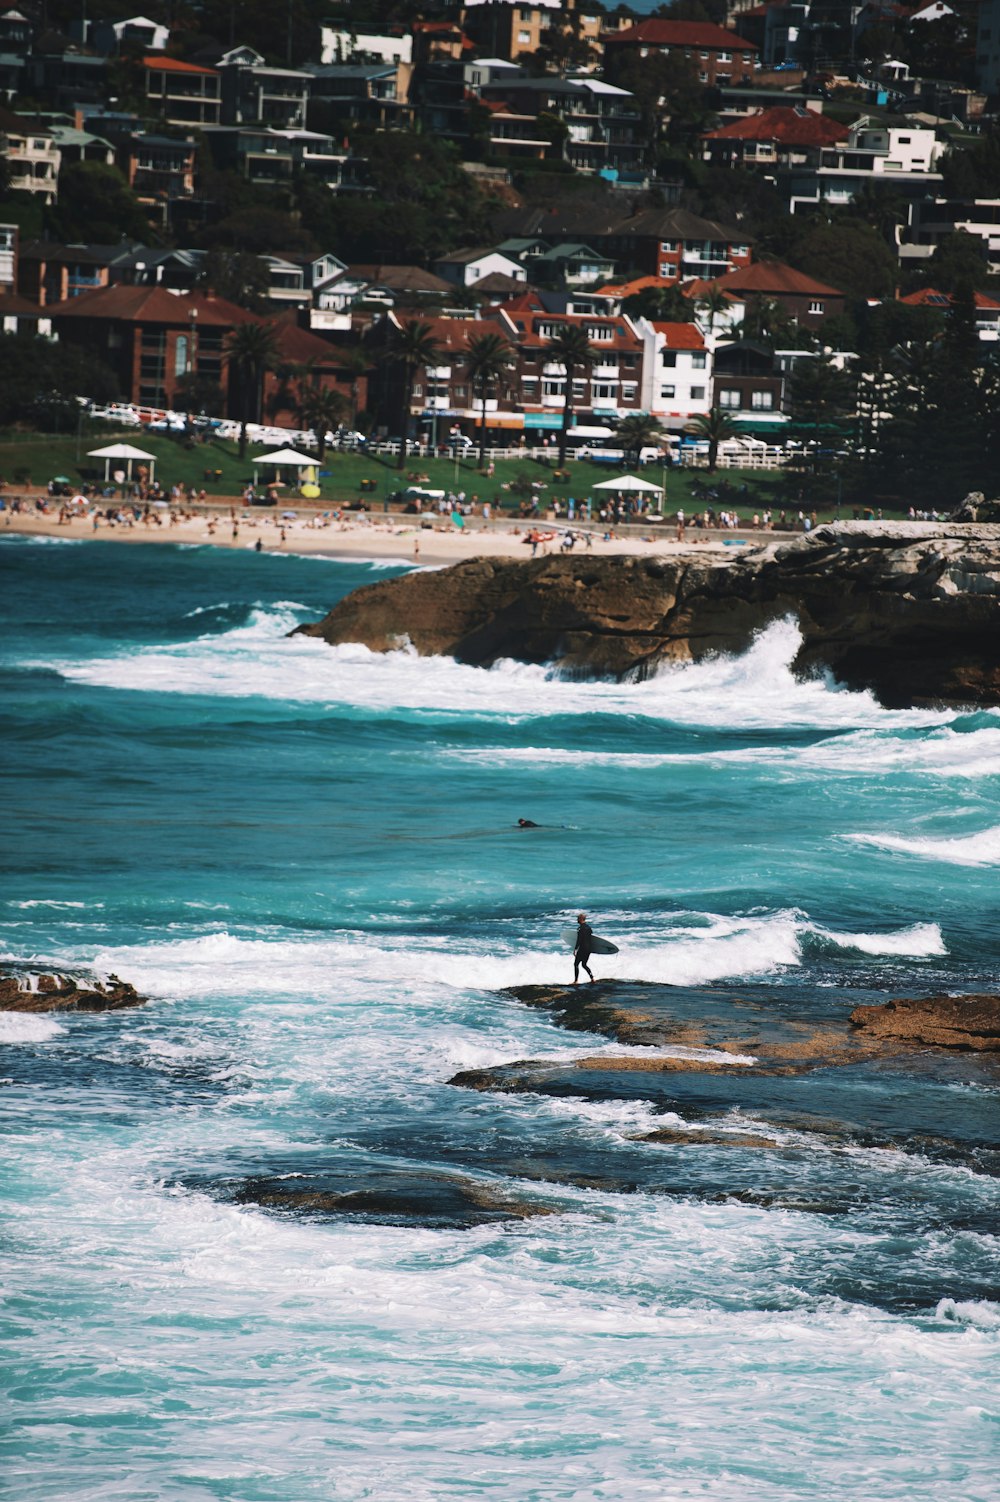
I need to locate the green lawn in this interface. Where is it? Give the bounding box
[0,426,896,526]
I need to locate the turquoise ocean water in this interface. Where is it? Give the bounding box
[2,536,998,1501]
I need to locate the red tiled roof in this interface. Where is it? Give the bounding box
[501,308,643,353]
[142,54,217,75]
[703,106,849,146]
[714,260,845,298]
[606,19,757,51]
[46,284,254,327]
[681,278,742,303]
[652,321,706,349]
[901,286,1000,309]
[596,275,673,297]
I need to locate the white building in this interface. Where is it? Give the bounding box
[786,118,943,213]
[320,29,412,66]
[638,319,713,426]
[0,109,60,202]
[900,198,1000,273]
[434,248,528,288]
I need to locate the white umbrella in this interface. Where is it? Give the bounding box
[251,448,317,487]
[87,441,157,483]
[591,474,663,494]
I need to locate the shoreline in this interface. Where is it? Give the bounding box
[2,504,776,566]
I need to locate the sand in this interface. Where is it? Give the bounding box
[2,503,761,566]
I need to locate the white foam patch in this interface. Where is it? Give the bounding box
[0,1013,65,1042]
[84,909,945,1001]
[847,824,1000,867]
[8,899,94,910]
[27,614,956,731]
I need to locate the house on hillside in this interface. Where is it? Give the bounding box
[434,248,527,288]
[217,46,311,129]
[638,320,712,425]
[899,286,1000,340]
[602,208,753,283]
[712,341,788,429]
[0,108,60,202]
[604,18,757,86]
[142,56,221,128]
[701,106,849,170]
[697,259,846,331]
[899,199,1000,274]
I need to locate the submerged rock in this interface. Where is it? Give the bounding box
[226,1170,557,1228]
[850,994,1000,1050]
[0,971,146,1013]
[294,522,1000,708]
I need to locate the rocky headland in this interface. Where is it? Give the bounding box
[294,521,1000,708]
[0,971,146,1012]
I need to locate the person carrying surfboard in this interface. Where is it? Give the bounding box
[573,913,595,986]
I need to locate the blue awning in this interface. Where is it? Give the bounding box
[523,413,562,430]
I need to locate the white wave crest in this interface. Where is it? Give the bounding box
[28,613,955,730]
[85,908,944,1001]
[847,824,1000,867]
[0,1012,65,1042]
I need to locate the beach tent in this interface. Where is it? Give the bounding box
[87,442,157,483]
[251,448,318,489]
[591,474,663,494]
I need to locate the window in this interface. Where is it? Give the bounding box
[718,51,731,62]
[518,30,530,43]
[719,388,741,408]
[543,379,565,396]
[592,381,616,400]
[174,334,188,377]
[659,240,677,253]
[808,300,823,314]
[661,350,677,367]
[660,384,676,399]
[659,263,674,278]
[691,385,706,400]
[587,325,613,341]
[751,390,773,410]
[898,135,911,144]
[622,382,638,400]
[731,244,749,257]
[412,383,422,397]
[692,352,706,369]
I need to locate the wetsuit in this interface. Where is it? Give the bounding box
[574,922,595,984]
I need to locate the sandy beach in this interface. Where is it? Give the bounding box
[2,501,761,566]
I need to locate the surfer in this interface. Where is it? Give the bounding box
[573,912,595,985]
[517,818,540,828]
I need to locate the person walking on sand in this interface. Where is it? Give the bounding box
[573,912,595,986]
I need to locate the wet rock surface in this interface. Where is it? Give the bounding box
[295,522,1000,708]
[850,993,1000,1049]
[220,1169,557,1228]
[0,971,146,1013]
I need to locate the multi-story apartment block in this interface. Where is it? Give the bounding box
[638,320,712,426]
[899,199,1000,274]
[784,119,943,213]
[500,292,646,428]
[702,106,849,170]
[0,108,60,202]
[478,74,643,175]
[305,62,414,130]
[602,208,753,283]
[143,56,221,128]
[604,19,757,87]
[217,46,310,129]
[462,0,603,64]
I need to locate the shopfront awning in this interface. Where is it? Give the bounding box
[523,412,563,430]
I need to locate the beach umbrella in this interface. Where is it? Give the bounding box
[281,510,298,519]
[51,475,72,484]
[451,511,465,529]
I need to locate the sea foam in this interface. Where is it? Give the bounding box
[847,823,1000,866]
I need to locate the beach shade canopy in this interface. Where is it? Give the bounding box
[251,448,318,487]
[591,474,663,494]
[87,442,157,483]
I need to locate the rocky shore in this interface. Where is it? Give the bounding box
[0,971,146,1012]
[295,521,1000,708]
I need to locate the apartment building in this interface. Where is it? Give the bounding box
[602,207,753,283]
[478,74,643,175]
[604,19,757,87]
[0,107,60,202]
[462,0,603,64]
[142,56,221,128]
[784,119,944,212]
[639,320,712,426]
[900,199,1000,274]
[217,46,311,129]
[702,106,849,169]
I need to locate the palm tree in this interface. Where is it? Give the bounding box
[463,331,514,466]
[226,322,279,460]
[298,383,349,462]
[547,324,595,467]
[339,346,373,432]
[387,320,442,470]
[696,284,732,341]
[615,412,665,468]
[686,405,741,473]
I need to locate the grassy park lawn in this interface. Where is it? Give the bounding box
[0,426,888,524]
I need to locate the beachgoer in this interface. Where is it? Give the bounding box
[573,912,595,986]
[255,537,263,552]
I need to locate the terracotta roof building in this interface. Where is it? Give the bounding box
[708,259,846,330]
[702,106,849,169]
[604,19,757,87]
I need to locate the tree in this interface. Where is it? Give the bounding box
[696,284,734,339]
[928,231,989,294]
[463,332,515,466]
[789,221,897,302]
[226,322,279,460]
[387,320,442,470]
[338,347,374,432]
[615,413,665,467]
[298,383,348,462]
[787,356,855,473]
[547,324,596,467]
[686,406,740,472]
[0,331,118,429]
[46,162,151,244]
[174,372,225,417]
[622,284,691,322]
[201,248,270,311]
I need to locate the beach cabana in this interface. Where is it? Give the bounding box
[87,442,157,484]
[251,448,318,490]
[591,475,663,495]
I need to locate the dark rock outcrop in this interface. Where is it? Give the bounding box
[295,522,1000,707]
[0,971,146,1013]
[850,994,1000,1050]
[225,1171,556,1227]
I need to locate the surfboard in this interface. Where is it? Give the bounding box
[560,926,619,955]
